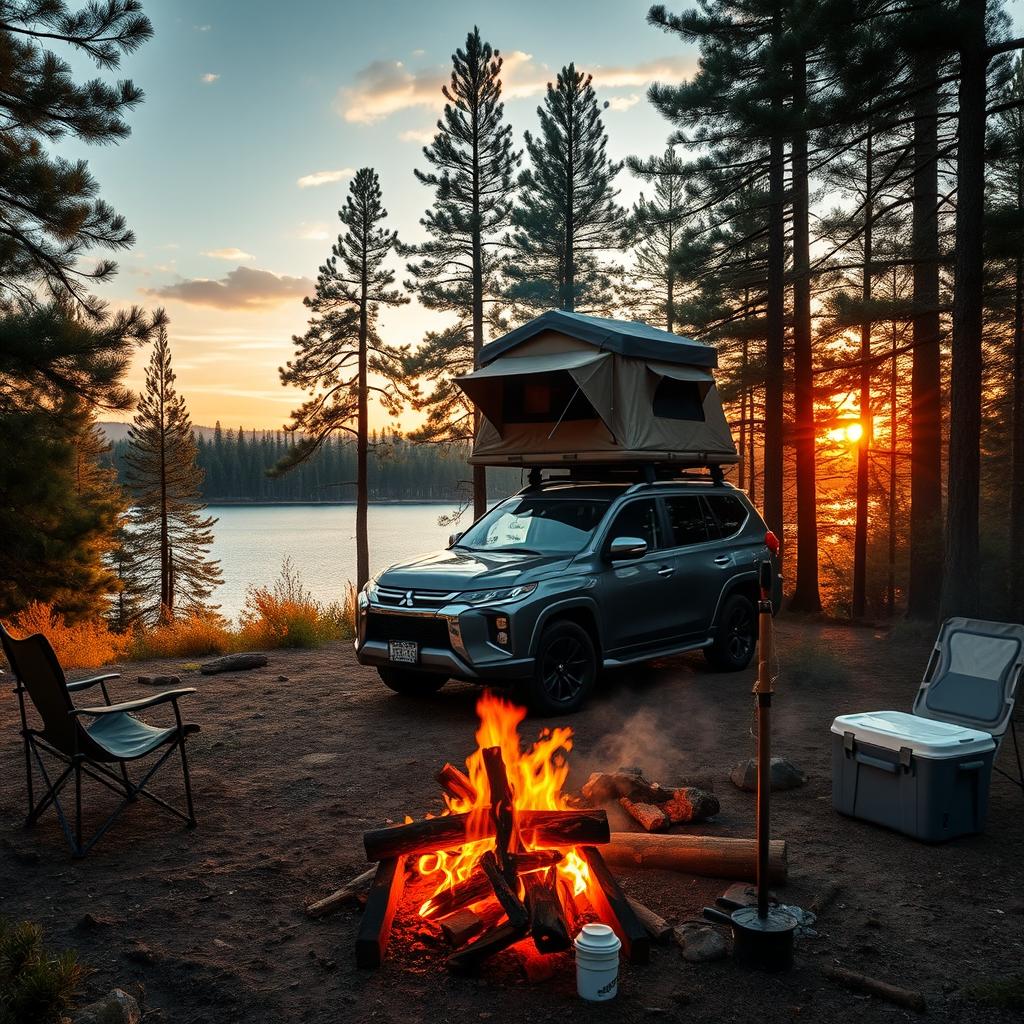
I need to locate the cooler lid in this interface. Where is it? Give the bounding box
[831,710,996,758]
[911,617,1024,739]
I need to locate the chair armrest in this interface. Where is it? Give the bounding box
[71,688,196,717]
[66,672,121,693]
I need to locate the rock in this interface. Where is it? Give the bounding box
[75,912,113,931]
[72,989,141,1024]
[277,675,289,682]
[137,674,181,687]
[300,752,339,767]
[674,924,727,963]
[200,653,268,675]
[123,941,159,966]
[730,757,806,792]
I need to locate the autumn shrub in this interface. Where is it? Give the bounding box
[0,917,86,1024]
[2,602,127,669]
[237,559,350,649]
[128,609,235,660]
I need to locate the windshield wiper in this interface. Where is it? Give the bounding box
[486,545,546,555]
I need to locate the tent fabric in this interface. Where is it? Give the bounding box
[457,314,738,469]
[478,309,718,369]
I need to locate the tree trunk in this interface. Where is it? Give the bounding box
[471,78,487,520]
[887,299,899,617]
[908,53,944,620]
[357,254,370,591]
[158,363,170,620]
[853,130,873,620]
[941,0,987,619]
[563,99,575,311]
[739,331,748,491]
[788,49,822,613]
[1010,156,1024,619]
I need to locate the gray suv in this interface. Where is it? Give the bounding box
[355,478,781,714]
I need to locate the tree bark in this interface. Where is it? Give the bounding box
[908,52,944,620]
[1010,147,1024,619]
[470,65,487,520]
[941,0,987,619]
[788,47,822,612]
[356,233,370,591]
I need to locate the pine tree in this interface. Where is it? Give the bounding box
[274,168,408,590]
[402,27,520,518]
[124,324,221,622]
[505,64,624,316]
[620,147,690,331]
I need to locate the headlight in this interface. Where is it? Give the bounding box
[460,583,538,605]
[363,576,380,599]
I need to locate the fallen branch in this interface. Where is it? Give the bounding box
[822,965,927,1013]
[626,896,673,943]
[305,865,377,919]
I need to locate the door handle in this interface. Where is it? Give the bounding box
[657,565,675,577]
[713,555,731,566]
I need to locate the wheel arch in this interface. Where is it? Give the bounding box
[529,599,603,661]
[711,572,759,633]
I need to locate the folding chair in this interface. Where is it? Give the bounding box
[1,622,200,857]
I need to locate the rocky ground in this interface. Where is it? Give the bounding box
[2,619,1022,1023]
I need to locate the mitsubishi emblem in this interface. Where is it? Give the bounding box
[400,590,414,607]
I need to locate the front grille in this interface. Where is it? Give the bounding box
[366,612,451,648]
[376,587,459,609]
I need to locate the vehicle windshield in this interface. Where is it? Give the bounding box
[456,495,612,556]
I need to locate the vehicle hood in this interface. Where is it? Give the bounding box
[377,548,574,592]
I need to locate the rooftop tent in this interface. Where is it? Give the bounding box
[455,311,738,469]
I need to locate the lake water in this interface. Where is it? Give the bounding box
[207,504,475,622]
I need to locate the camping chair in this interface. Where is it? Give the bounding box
[1,622,199,857]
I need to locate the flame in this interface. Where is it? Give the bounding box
[416,692,590,917]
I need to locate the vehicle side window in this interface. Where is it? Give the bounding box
[705,494,748,538]
[606,499,662,552]
[664,495,709,547]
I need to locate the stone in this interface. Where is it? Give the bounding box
[730,756,806,792]
[299,752,339,767]
[72,989,141,1024]
[277,675,289,682]
[123,941,159,966]
[137,674,181,687]
[674,924,727,963]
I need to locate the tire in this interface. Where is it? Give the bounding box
[516,620,598,715]
[377,667,447,696]
[704,593,758,672]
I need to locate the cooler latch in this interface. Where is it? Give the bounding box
[843,731,855,755]
[899,745,912,771]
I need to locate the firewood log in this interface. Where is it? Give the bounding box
[524,866,571,953]
[305,865,377,918]
[602,832,788,884]
[480,851,528,928]
[619,797,668,832]
[554,874,584,939]
[822,965,927,1013]
[446,921,528,973]
[625,896,673,943]
[581,846,650,964]
[436,763,477,803]
[363,808,609,861]
[439,903,504,948]
[354,856,405,969]
[482,746,519,882]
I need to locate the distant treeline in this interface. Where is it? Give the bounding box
[105,425,520,503]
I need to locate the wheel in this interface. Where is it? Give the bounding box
[704,593,757,672]
[377,668,447,695]
[516,620,597,715]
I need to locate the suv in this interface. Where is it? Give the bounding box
[355,478,781,714]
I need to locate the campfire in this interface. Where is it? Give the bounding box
[356,693,650,972]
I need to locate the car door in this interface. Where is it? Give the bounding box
[661,493,730,637]
[598,497,681,652]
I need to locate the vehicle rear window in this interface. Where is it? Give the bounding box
[706,494,748,538]
[664,495,709,547]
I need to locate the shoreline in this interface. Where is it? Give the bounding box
[205,499,475,507]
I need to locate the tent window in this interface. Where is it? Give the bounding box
[653,376,706,421]
[502,370,599,424]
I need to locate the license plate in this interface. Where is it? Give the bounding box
[388,640,419,664]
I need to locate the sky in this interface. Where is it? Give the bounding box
[68,0,702,430]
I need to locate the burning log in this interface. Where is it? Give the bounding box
[581,846,650,965]
[436,763,477,803]
[524,866,571,953]
[555,875,584,938]
[482,746,519,882]
[439,903,505,948]
[363,808,609,862]
[602,832,788,884]
[420,850,565,919]
[619,788,720,831]
[480,850,529,928]
[305,865,378,918]
[355,856,406,969]
[625,896,673,943]
[446,921,529,973]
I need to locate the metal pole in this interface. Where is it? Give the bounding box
[753,560,775,921]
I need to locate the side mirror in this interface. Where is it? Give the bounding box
[448,531,463,547]
[607,536,648,561]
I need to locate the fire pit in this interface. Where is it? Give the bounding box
[355,694,649,972]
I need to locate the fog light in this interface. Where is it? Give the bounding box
[496,631,509,646]
[495,616,508,630]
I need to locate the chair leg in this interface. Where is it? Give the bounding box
[120,762,136,800]
[179,739,196,826]
[23,734,35,818]
[74,762,83,857]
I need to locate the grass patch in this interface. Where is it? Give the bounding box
[0,917,86,1024]
[966,975,1024,1010]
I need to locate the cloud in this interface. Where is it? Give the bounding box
[203,247,254,261]
[336,53,692,123]
[296,168,354,188]
[605,94,641,112]
[297,222,330,241]
[399,127,436,144]
[148,266,313,310]
[195,24,212,32]
[201,72,220,83]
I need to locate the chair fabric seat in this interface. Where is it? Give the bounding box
[86,713,178,761]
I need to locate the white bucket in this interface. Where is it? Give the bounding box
[574,923,622,1001]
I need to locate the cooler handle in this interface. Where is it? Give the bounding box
[854,751,899,774]
[958,760,986,772]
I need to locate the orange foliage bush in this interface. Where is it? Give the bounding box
[128,610,234,660]
[3,602,127,669]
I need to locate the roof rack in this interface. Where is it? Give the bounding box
[518,463,729,493]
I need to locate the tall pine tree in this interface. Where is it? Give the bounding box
[124,324,221,623]
[402,27,520,518]
[505,64,624,315]
[274,168,408,590]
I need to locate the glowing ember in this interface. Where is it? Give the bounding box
[416,692,591,917]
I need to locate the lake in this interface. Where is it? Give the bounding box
[207,504,475,622]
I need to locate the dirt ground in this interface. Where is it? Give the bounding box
[2,618,1023,1024]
